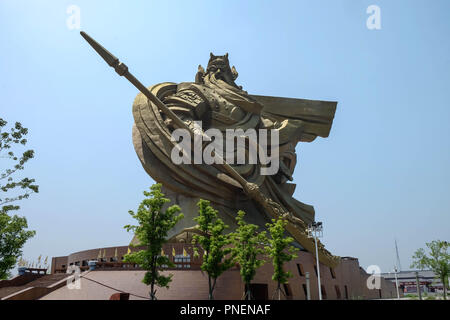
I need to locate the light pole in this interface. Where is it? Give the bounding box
[393,266,400,299]
[307,221,323,300]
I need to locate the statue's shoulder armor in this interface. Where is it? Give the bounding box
[163,82,204,107]
[175,83,205,106]
[162,82,208,118]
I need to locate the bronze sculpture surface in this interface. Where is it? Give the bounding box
[80,32,340,267]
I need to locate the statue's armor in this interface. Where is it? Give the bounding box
[131,53,340,267]
[163,82,260,132]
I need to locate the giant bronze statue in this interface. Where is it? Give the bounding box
[81,32,340,267]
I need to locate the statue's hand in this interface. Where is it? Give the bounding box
[244,182,260,198]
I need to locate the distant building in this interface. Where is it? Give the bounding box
[381,270,446,294]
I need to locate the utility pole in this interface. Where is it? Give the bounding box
[395,239,402,272]
[394,267,400,299]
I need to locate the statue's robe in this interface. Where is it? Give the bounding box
[132,72,338,266]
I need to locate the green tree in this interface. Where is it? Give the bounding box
[265,217,298,300]
[124,184,184,300]
[411,240,449,300]
[231,210,267,300]
[192,199,234,300]
[1,118,39,214]
[0,213,36,279]
[0,118,38,279]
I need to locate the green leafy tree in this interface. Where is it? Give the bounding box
[0,118,38,279]
[411,240,449,300]
[231,210,267,300]
[192,199,234,300]
[265,217,298,300]
[124,184,184,300]
[0,213,36,279]
[1,118,39,214]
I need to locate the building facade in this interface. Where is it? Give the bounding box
[45,243,398,300]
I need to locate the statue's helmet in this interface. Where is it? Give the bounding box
[206,52,230,74]
[205,52,240,87]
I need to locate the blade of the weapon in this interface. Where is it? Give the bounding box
[80,31,118,67]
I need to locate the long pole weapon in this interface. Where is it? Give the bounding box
[79,31,339,267]
[80,31,250,189]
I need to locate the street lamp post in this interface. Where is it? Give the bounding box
[393,267,400,299]
[308,221,323,300]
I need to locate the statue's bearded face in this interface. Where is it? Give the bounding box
[207,53,229,72]
[206,53,234,83]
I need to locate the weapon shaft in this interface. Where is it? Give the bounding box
[80,31,189,134]
[80,31,248,188]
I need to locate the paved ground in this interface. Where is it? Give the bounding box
[0,274,69,299]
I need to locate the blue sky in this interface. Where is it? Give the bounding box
[0,0,449,273]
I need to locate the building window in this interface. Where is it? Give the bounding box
[321,285,327,300]
[174,254,191,268]
[283,283,293,299]
[296,263,305,276]
[335,285,341,299]
[330,267,336,279]
[302,284,308,299]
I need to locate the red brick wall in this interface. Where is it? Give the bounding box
[49,245,397,300]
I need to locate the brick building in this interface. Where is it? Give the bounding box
[36,243,397,300]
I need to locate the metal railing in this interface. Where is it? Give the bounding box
[54,259,203,273]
